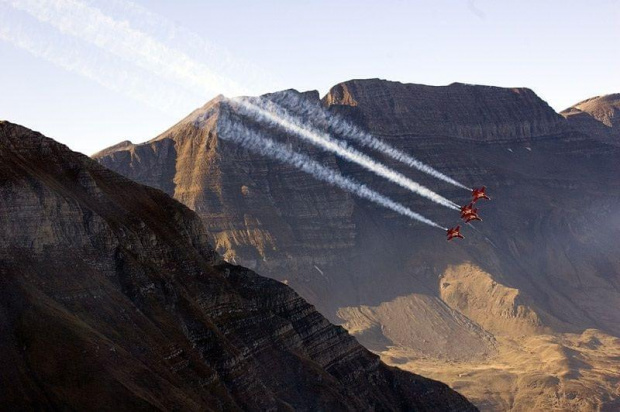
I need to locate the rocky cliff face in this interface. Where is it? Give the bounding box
[0,121,475,411]
[95,79,620,411]
[96,94,360,316]
[323,80,565,142]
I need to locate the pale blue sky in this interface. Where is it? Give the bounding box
[1,0,618,155]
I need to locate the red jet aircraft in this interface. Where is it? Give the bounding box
[460,203,482,223]
[463,210,482,223]
[447,225,464,241]
[471,186,490,202]
[460,203,475,217]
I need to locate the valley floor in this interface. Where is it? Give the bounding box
[381,330,620,411]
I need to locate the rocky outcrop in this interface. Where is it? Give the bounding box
[561,93,620,146]
[0,121,476,411]
[94,79,620,410]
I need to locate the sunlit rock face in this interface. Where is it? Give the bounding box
[561,93,620,146]
[95,79,620,411]
[0,121,476,411]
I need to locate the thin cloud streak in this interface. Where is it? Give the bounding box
[81,0,281,95]
[3,0,247,98]
[0,4,198,114]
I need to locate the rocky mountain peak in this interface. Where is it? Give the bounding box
[322,78,564,141]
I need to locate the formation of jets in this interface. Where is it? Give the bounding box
[447,186,490,241]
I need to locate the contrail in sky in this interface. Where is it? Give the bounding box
[230,97,460,210]
[80,0,279,95]
[2,0,247,97]
[271,92,470,190]
[218,115,447,230]
[0,5,195,113]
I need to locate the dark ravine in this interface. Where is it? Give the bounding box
[0,121,476,411]
[94,79,620,411]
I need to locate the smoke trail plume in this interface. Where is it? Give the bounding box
[218,115,447,230]
[272,92,470,190]
[229,97,460,210]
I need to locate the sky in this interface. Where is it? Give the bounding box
[0,0,618,155]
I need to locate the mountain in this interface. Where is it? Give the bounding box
[94,79,620,411]
[0,120,476,411]
[561,93,620,146]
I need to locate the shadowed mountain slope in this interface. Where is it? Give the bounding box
[0,121,475,411]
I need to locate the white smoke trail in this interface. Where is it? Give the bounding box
[218,116,446,230]
[79,0,280,95]
[229,97,460,210]
[272,92,471,190]
[0,5,197,113]
[2,0,247,97]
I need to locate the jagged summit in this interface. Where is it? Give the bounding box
[157,94,227,136]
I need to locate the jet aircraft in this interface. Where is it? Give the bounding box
[471,186,490,202]
[447,226,464,241]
